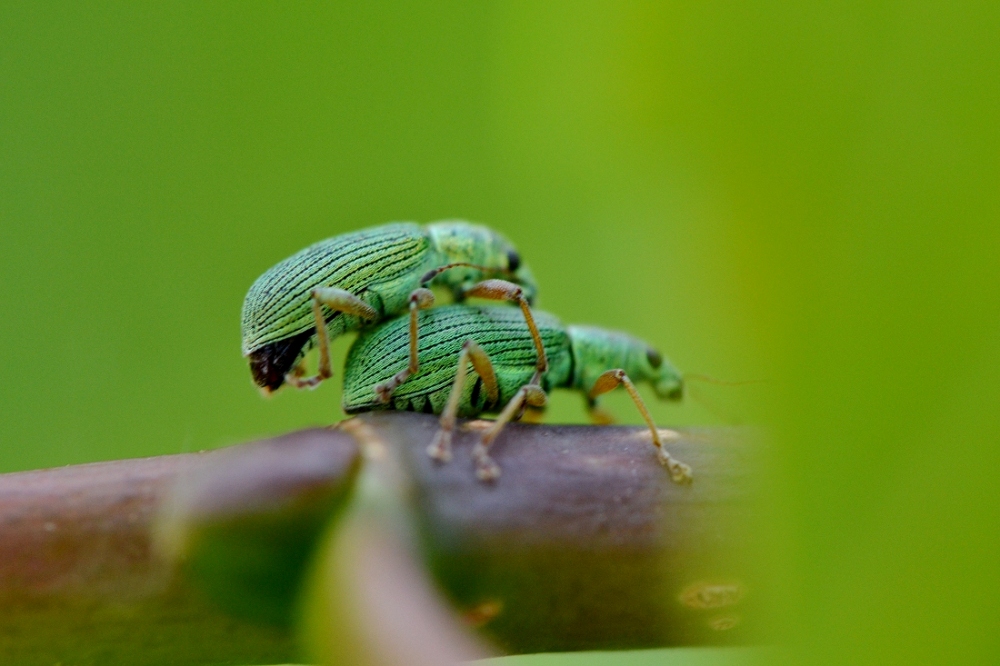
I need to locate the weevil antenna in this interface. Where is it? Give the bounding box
[685,373,767,387]
[687,383,744,426]
[420,262,510,286]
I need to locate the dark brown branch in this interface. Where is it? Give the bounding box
[349,413,766,654]
[0,415,763,664]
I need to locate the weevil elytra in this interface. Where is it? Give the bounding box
[342,305,692,484]
[241,221,540,397]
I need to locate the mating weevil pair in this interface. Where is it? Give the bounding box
[241,220,692,484]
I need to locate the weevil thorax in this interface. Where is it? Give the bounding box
[567,325,684,401]
[427,221,538,304]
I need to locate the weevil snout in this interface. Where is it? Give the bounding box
[654,376,684,402]
[247,329,313,393]
[666,382,684,401]
[249,350,286,393]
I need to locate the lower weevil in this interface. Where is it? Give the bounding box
[342,305,692,484]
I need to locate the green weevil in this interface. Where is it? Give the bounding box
[241,221,543,398]
[342,304,692,484]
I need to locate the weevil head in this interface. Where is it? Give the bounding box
[427,221,538,304]
[622,337,684,402]
[568,325,683,402]
[646,346,685,402]
[242,254,321,392]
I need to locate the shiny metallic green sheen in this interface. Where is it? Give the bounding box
[342,305,684,416]
[240,221,536,390]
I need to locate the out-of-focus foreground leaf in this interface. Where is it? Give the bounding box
[329,413,767,656]
[0,428,359,665]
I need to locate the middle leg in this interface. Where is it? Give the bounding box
[373,288,436,402]
[375,278,548,403]
[427,339,499,463]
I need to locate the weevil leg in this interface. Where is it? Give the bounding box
[473,383,548,482]
[373,288,435,402]
[461,279,549,378]
[428,340,499,463]
[588,369,692,484]
[585,398,617,425]
[377,276,545,404]
[283,297,333,389]
[521,406,547,424]
[285,287,378,389]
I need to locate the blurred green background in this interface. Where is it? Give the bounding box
[1,1,996,665]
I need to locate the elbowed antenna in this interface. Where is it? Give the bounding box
[426,221,538,305]
[684,373,767,387]
[681,373,765,425]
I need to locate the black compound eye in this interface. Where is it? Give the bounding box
[646,347,663,369]
[506,249,521,272]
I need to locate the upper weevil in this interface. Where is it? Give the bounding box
[241,221,540,398]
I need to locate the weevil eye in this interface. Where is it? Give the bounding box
[646,347,663,369]
[506,249,521,272]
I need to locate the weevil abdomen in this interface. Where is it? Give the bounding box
[243,223,427,356]
[342,305,572,415]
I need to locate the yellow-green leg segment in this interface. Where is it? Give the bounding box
[375,278,548,402]
[473,383,548,482]
[588,369,693,485]
[428,340,500,463]
[373,288,435,401]
[285,287,377,389]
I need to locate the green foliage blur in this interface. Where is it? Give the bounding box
[1,2,996,665]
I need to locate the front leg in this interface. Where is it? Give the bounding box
[589,369,692,484]
[585,397,616,426]
[284,287,377,389]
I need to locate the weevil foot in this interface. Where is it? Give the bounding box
[472,445,501,482]
[373,378,399,403]
[427,430,453,463]
[374,368,410,403]
[657,449,693,485]
[475,457,501,482]
[373,381,393,403]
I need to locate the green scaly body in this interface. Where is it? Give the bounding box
[342,305,683,416]
[241,221,536,391]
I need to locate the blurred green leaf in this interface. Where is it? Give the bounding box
[2,1,997,664]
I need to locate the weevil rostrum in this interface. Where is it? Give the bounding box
[241,221,542,399]
[342,305,692,484]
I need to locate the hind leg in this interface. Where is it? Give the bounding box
[461,279,548,382]
[472,383,548,482]
[427,340,499,463]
